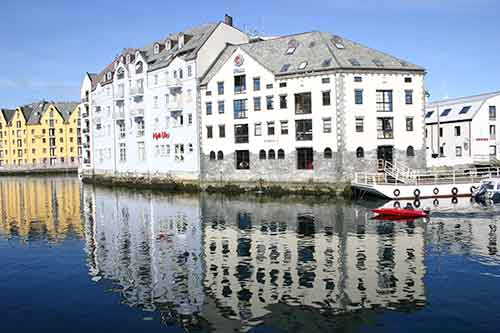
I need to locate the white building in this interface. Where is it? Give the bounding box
[200,32,426,183]
[81,16,248,180]
[425,91,500,167]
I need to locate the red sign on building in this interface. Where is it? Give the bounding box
[153,131,170,140]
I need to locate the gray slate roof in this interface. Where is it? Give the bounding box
[425,91,500,124]
[53,102,79,122]
[1,108,16,125]
[201,31,424,85]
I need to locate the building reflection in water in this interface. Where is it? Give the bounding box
[0,176,82,242]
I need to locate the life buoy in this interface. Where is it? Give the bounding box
[470,186,477,193]
[393,201,401,208]
[433,198,439,207]
[393,189,400,197]
[451,187,459,196]
[414,189,421,198]
[414,199,421,208]
[452,197,458,204]
[433,188,439,195]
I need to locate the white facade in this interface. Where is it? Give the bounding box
[82,20,248,180]
[425,91,500,167]
[200,33,426,183]
[79,73,93,168]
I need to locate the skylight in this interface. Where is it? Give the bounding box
[425,111,434,118]
[298,61,308,70]
[440,108,452,117]
[373,59,384,67]
[286,47,296,55]
[332,36,345,49]
[348,58,360,66]
[280,64,291,72]
[322,58,332,67]
[459,106,472,114]
[286,39,298,55]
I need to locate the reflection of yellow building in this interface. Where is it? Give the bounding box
[0,101,81,167]
[0,177,83,241]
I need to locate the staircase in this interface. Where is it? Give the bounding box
[381,160,417,184]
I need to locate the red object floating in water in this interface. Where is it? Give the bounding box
[372,208,428,218]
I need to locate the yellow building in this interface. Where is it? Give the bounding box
[0,101,81,167]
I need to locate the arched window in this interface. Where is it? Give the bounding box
[356,147,364,158]
[106,72,112,80]
[135,61,143,74]
[209,151,216,160]
[217,151,224,160]
[324,147,333,159]
[277,149,285,159]
[259,149,266,160]
[407,145,415,157]
[268,149,276,160]
[126,54,131,64]
[117,68,124,80]
[154,43,160,55]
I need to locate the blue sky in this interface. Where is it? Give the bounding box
[0,0,498,108]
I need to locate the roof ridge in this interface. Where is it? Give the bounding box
[429,90,500,105]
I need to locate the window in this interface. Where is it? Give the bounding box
[456,146,462,157]
[323,118,332,133]
[259,149,266,160]
[296,119,312,141]
[255,123,262,136]
[298,61,308,70]
[354,76,362,82]
[153,43,160,54]
[187,65,192,77]
[405,77,412,83]
[355,117,364,132]
[136,118,145,137]
[439,127,443,137]
[440,108,451,117]
[175,144,184,161]
[254,97,261,111]
[253,77,261,91]
[356,147,364,158]
[135,61,143,74]
[217,151,224,160]
[405,90,413,105]
[137,142,145,161]
[153,96,158,108]
[376,90,393,112]
[490,145,497,156]
[268,149,276,160]
[207,126,213,138]
[406,117,414,131]
[119,143,126,162]
[281,121,288,135]
[206,102,212,115]
[490,125,496,140]
[490,106,497,120]
[218,101,225,114]
[455,126,461,136]
[209,151,216,160]
[279,82,287,88]
[235,124,249,143]
[188,113,193,125]
[377,117,394,139]
[234,99,248,119]
[425,111,434,118]
[266,83,273,89]
[355,89,363,105]
[280,95,287,109]
[234,75,246,93]
[236,150,250,169]
[322,77,330,84]
[267,121,275,135]
[324,148,332,159]
[459,106,471,114]
[295,92,311,114]
[219,125,226,138]
[278,149,285,159]
[217,82,224,95]
[322,91,331,106]
[297,148,313,170]
[407,146,415,157]
[266,96,274,110]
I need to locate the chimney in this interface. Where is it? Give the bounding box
[224,14,233,27]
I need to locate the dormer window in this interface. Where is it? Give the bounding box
[178,34,185,49]
[154,43,160,55]
[135,51,141,59]
[135,61,143,74]
[106,72,112,80]
[126,54,131,64]
[120,56,125,64]
[117,68,124,80]
[298,61,308,70]
[165,39,172,50]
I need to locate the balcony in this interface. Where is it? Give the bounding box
[114,91,125,101]
[82,112,89,118]
[83,143,90,149]
[130,87,144,96]
[166,78,182,88]
[130,108,144,116]
[113,110,125,120]
[167,101,183,111]
[81,97,89,103]
[82,128,89,134]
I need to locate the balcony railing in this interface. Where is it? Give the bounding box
[130,108,144,116]
[167,101,183,111]
[130,87,144,96]
[82,128,89,134]
[82,112,89,118]
[235,135,249,144]
[234,110,248,120]
[377,130,394,139]
[115,91,125,100]
[166,78,182,88]
[81,97,89,103]
[113,110,125,120]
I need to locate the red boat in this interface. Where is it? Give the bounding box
[372,208,428,218]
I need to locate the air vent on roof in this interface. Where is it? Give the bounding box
[441,108,452,117]
[298,61,308,70]
[459,106,471,114]
[348,58,360,66]
[280,64,291,72]
[322,58,332,67]
[373,59,384,67]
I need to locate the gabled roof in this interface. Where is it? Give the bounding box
[26,101,49,125]
[201,31,424,85]
[0,108,16,125]
[52,102,79,123]
[425,91,500,124]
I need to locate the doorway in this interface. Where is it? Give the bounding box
[377,145,393,171]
